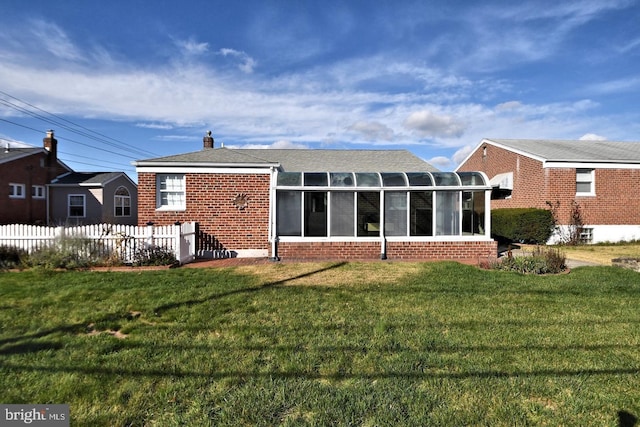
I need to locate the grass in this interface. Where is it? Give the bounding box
[558,241,640,265]
[1,262,639,426]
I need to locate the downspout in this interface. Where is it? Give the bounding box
[380,190,387,260]
[269,167,280,261]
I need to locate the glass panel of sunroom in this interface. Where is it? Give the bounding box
[433,172,461,186]
[304,173,328,186]
[435,191,460,235]
[277,191,301,236]
[304,192,327,236]
[458,172,486,186]
[331,192,355,236]
[330,173,355,187]
[381,173,407,186]
[357,192,380,236]
[384,192,407,236]
[406,172,433,186]
[410,191,433,236]
[355,173,381,187]
[462,191,486,235]
[277,172,302,186]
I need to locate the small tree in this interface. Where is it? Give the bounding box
[545,200,586,245]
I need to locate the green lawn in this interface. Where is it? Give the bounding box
[1,262,639,426]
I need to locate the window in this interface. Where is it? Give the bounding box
[462,191,486,235]
[9,183,25,199]
[68,194,85,218]
[114,186,131,217]
[330,192,355,236]
[304,192,327,236]
[579,228,593,244]
[32,185,45,199]
[435,191,460,236]
[157,174,185,209]
[357,192,380,236]
[276,191,302,236]
[384,192,407,236]
[576,169,595,195]
[410,191,433,236]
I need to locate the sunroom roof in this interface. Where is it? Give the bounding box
[276,171,488,187]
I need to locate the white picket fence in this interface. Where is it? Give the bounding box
[0,222,198,265]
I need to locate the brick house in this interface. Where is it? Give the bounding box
[1,130,138,226]
[456,138,640,243]
[0,131,71,224]
[134,132,497,261]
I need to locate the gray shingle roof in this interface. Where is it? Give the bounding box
[135,148,440,172]
[486,139,640,163]
[0,147,42,164]
[50,172,125,186]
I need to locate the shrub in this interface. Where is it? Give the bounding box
[492,246,566,274]
[131,246,176,267]
[0,246,28,271]
[24,235,99,270]
[492,208,555,244]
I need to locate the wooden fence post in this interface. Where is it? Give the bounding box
[146,222,154,249]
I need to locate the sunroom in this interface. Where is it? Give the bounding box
[271,170,492,259]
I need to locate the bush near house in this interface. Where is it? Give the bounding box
[492,208,555,244]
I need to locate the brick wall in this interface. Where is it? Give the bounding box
[278,240,497,261]
[138,172,271,251]
[0,153,65,224]
[458,144,640,226]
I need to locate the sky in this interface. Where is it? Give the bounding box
[1,0,640,179]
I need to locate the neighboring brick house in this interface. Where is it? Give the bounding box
[134,132,497,261]
[0,131,71,224]
[48,172,138,225]
[456,138,640,243]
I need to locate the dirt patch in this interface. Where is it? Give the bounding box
[235,261,425,287]
[86,323,128,339]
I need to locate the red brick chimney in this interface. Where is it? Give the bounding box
[43,129,57,161]
[203,130,214,149]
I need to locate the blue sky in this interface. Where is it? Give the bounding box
[1,0,639,178]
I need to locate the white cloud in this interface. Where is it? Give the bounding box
[452,145,474,167]
[403,110,466,138]
[219,48,257,73]
[579,133,607,141]
[495,101,522,111]
[136,122,174,130]
[30,20,82,61]
[427,156,451,169]
[347,121,395,141]
[177,38,209,55]
[231,140,308,149]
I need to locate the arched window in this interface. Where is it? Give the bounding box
[114,186,131,217]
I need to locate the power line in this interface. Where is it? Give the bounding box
[0,117,142,160]
[0,90,160,158]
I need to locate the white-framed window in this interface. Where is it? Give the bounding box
[579,227,593,244]
[9,183,25,199]
[68,194,86,218]
[32,185,46,199]
[576,169,595,196]
[114,186,131,217]
[157,174,185,210]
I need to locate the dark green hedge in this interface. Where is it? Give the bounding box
[491,208,555,244]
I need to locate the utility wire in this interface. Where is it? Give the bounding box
[0,117,142,160]
[0,90,160,158]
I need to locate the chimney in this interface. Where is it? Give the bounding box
[43,129,58,170]
[203,130,214,149]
